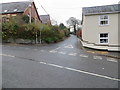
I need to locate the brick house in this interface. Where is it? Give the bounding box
[40,15,51,25]
[0,1,41,23]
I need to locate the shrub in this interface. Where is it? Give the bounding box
[58,30,65,40]
[64,29,70,37]
[2,21,19,42]
[20,23,40,42]
[2,17,69,44]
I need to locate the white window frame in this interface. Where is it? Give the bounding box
[14,9,18,12]
[99,15,109,26]
[99,33,109,44]
[4,10,8,12]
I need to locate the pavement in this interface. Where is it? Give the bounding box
[1,35,119,88]
[79,38,120,59]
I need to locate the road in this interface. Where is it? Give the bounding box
[2,35,119,88]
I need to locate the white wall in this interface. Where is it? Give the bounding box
[82,13,119,46]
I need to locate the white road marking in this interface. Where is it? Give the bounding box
[80,54,88,58]
[107,58,118,63]
[102,68,105,70]
[39,62,46,64]
[0,54,15,58]
[93,56,102,60]
[68,53,77,56]
[39,61,120,81]
[51,47,61,51]
[47,63,63,68]
[64,67,120,81]
[49,50,57,53]
[58,52,66,55]
[55,47,61,50]
[64,45,73,48]
[49,47,61,53]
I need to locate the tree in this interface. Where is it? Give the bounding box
[66,17,81,33]
[59,23,66,29]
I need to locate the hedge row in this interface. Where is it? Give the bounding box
[1,21,70,44]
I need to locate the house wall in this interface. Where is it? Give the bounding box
[1,13,23,23]
[24,3,41,23]
[82,13,119,51]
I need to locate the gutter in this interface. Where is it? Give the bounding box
[79,38,120,59]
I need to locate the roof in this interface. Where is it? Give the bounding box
[82,4,120,15]
[40,15,51,24]
[0,1,31,14]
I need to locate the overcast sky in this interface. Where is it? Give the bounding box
[1,0,119,25]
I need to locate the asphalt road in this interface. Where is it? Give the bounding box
[2,35,119,88]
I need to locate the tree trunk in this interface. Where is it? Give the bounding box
[73,25,76,34]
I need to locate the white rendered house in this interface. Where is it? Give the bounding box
[82,4,120,51]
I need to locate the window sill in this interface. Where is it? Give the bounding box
[99,24,109,27]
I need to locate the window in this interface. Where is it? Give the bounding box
[99,33,108,44]
[14,9,18,12]
[4,10,8,12]
[99,15,109,26]
[2,17,9,23]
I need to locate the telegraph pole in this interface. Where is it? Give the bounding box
[40,25,43,44]
[29,4,32,23]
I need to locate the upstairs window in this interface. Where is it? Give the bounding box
[4,10,8,12]
[14,9,18,12]
[99,15,109,26]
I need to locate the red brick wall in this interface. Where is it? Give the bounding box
[76,30,82,38]
[24,2,41,23]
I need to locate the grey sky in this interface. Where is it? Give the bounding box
[1,0,119,25]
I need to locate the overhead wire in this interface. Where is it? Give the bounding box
[35,0,58,25]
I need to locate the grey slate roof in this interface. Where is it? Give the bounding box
[82,4,120,15]
[0,1,31,14]
[40,15,50,24]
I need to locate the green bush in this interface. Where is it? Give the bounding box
[19,23,40,42]
[64,29,70,37]
[2,21,19,42]
[2,17,69,44]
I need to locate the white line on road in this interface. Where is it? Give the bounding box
[64,67,120,81]
[39,61,120,81]
[80,54,88,58]
[47,63,63,68]
[93,56,102,60]
[39,62,47,64]
[51,47,61,51]
[49,50,57,53]
[1,53,119,81]
[107,58,118,63]
[64,45,73,48]
[68,53,77,56]
[0,54,15,58]
[58,52,66,55]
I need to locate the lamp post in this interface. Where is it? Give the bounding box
[40,25,43,44]
[35,8,38,44]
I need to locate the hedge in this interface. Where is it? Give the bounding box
[2,19,70,44]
